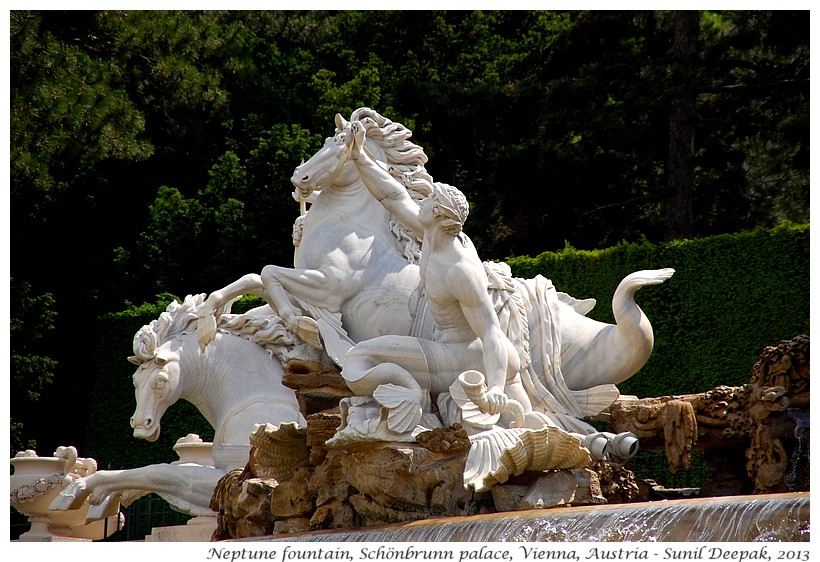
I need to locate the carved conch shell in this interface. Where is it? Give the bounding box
[248,422,310,482]
[452,370,527,428]
[464,426,592,492]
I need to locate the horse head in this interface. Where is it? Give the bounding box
[292,107,435,199]
[128,339,183,442]
[127,295,203,442]
[291,113,364,198]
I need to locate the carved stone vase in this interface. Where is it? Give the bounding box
[10,448,123,541]
[172,433,216,467]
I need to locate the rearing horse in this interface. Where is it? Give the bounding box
[196,108,435,363]
[197,108,674,427]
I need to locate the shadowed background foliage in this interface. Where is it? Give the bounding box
[10,10,808,462]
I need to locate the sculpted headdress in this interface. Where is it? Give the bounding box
[432,182,469,238]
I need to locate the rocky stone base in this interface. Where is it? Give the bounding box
[610,334,810,496]
[210,335,809,540]
[210,437,629,540]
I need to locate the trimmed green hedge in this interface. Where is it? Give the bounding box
[86,224,809,468]
[506,223,810,398]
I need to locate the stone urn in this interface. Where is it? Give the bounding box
[172,434,215,467]
[144,434,217,542]
[10,447,123,541]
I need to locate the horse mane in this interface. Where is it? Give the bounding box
[219,312,299,365]
[132,294,298,366]
[132,294,203,363]
[351,107,433,263]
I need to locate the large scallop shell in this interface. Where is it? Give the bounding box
[248,422,309,482]
[463,426,592,492]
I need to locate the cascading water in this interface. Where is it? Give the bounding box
[257,492,808,542]
[786,409,810,492]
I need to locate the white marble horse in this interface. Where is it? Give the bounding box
[196,108,674,434]
[50,294,304,517]
[195,108,432,364]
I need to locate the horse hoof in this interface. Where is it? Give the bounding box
[49,481,89,511]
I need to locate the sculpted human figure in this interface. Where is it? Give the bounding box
[340,121,534,434]
[189,107,670,469]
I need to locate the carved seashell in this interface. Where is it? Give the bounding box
[464,426,592,492]
[248,422,310,482]
[448,377,499,429]
[372,383,424,433]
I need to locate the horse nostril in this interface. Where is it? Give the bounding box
[144,418,153,428]
[129,416,135,428]
[301,175,309,182]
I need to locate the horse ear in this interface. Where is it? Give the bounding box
[335,113,349,133]
[128,355,141,365]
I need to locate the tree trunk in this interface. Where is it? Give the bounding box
[664,10,700,241]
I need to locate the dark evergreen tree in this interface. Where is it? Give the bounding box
[9,9,808,460]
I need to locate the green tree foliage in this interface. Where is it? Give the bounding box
[129,122,319,296]
[9,10,808,458]
[9,279,58,455]
[696,11,809,234]
[11,11,156,451]
[10,12,152,198]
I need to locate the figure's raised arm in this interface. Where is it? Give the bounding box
[347,121,424,239]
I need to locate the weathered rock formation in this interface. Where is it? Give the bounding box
[209,335,808,540]
[609,334,809,496]
[210,359,616,540]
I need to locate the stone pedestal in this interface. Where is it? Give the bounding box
[144,516,217,542]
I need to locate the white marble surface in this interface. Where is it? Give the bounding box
[51,296,305,517]
[48,108,675,520]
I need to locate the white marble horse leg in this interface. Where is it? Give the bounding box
[50,464,222,517]
[196,273,267,350]
[260,263,351,348]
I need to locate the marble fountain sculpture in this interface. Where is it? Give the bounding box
[45,108,671,535]
[10,446,123,541]
[36,108,806,542]
[46,295,306,520]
